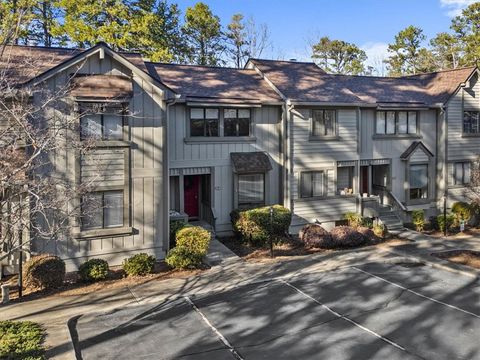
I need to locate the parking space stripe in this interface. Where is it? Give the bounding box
[184,296,244,360]
[279,279,407,352]
[352,266,480,319]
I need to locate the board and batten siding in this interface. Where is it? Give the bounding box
[168,104,282,234]
[31,51,168,271]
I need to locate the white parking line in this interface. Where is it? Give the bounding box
[352,266,480,319]
[279,279,407,352]
[184,296,244,360]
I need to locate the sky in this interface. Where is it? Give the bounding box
[174,0,477,74]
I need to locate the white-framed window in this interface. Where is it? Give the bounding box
[337,166,354,193]
[463,111,480,134]
[312,109,336,137]
[238,173,265,207]
[80,103,125,140]
[224,108,251,136]
[454,162,471,185]
[376,110,418,135]
[190,108,219,137]
[409,164,428,200]
[300,171,326,198]
[81,190,124,230]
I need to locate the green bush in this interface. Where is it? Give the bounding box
[23,255,65,291]
[122,253,156,276]
[78,259,109,282]
[330,226,366,248]
[166,226,211,269]
[343,212,362,228]
[0,321,46,360]
[299,224,333,248]
[361,217,374,229]
[452,202,472,224]
[231,205,292,246]
[412,209,425,232]
[169,220,187,246]
[437,214,455,233]
[373,223,386,238]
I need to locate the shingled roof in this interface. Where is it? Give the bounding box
[249,59,476,106]
[145,63,283,104]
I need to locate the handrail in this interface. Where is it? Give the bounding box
[386,189,407,212]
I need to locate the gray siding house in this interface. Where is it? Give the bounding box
[1,43,479,271]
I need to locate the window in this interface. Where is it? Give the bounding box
[81,191,123,230]
[409,164,428,200]
[190,108,219,137]
[337,166,354,193]
[463,111,480,134]
[454,162,471,185]
[238,173,264,207]
[312,109,336,137]
[224,109,251,136]
[80,103,124,140]
[300,171,326,198]
[376,110,417,135]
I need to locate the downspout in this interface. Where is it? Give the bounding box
[165,93,180,252]
[286,100,294,212]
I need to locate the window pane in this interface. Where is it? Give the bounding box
[464,163,471,184]
[82,193,103,229]
[312,171,325,197]
[398,112,407,134]
[238,117,250,136]
[224,118,237,136]
[337,167,353,192]
[386,111,395,134]
[238,174,264,204]
[190,118,204,136]
[410,164,428,199]
[206,119,218,136]
[190,108,204,119]
[238,109,250,118]
[81,114,102,140]
[455,163,464,185]
[224,109,236,119]
[408,112,417,134]
[103,114,123,140]
[312,110,325,136]
[205,108,219,119]
[324,110,335,136]
[104,191,123,228]
[300,172,312,198]
[376,111,385,134]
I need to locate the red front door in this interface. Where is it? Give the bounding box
[184,175,200,218]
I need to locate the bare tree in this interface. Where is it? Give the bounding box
[244,16,272,60]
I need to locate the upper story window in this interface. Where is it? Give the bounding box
[312,109,336,137]
[80,103,125,140]
[224,109,251,137]
[463,111,480,134]
[190,108,219,137]
[300,171,326,198]
[376,110,417,135]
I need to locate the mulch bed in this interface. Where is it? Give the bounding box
[0,261,203,303]
[433,250,480,269]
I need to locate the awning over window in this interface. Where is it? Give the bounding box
[231,152,272,174]
[70,74,133,99]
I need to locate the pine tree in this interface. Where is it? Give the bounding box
[226,13,247,68]
[451,2,480,66]
[430,32,462,70]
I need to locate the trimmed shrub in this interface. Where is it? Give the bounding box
[23,254,65,290]
[166,226,211,269]
[373,223,386,238]
[299,224,333,248]
[343,212,363,228]
[437,214,455,233]
[361,217,374,229]
[78,259,109,282]
[412,209,425,232]
[169,220,187,246]
[231,205,292,246]
[330,226,366,248]
[357,226,380,244]
[0,320,46,360]
[452,202,472,225]
[122,253,156,276]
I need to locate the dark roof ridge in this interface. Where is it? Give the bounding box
[147,61,256,71]
[248,58,317,65]
[401,65,477,78]
[2,43,144,57]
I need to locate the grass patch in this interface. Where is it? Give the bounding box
[0,321,46,360]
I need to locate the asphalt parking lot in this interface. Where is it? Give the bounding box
[73,261,480,360]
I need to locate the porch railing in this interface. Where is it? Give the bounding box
[372,185,407,212]
[201,202,217,231]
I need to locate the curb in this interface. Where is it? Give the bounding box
[67,315,82,360]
